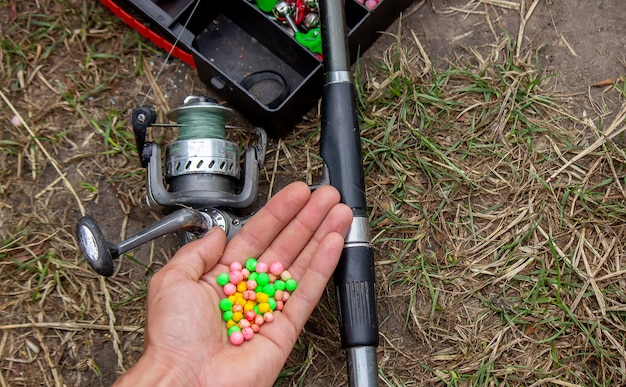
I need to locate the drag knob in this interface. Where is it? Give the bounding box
[76,216,116,276]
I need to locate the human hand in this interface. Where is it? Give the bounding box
[113,182,353,386]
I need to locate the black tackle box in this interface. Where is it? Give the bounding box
[101,0,413,136]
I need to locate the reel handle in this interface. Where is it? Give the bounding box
[76,208,213,276]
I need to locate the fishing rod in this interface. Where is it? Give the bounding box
[76,0,379,383]
[318,0,380,385]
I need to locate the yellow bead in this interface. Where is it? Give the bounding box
[256,293,269,303]
[226,319,236,329]
[244,301,256,313]
[237,281,247,293]
[236,297,247,306]
[232,312,243,322]
[258,303,270,314]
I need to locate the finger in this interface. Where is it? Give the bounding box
[221,182,312,264]
[257,185,342,265]
[276,202,352,279]
[156,227,227,282]
[259,231,346,350]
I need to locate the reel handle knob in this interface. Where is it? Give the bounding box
[76,216,116,276]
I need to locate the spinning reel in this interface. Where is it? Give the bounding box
[76,96,266,276]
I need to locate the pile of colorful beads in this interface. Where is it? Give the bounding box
[216,258,298,346]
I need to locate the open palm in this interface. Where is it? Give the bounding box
[114,182,352,386]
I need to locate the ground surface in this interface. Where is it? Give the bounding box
[1,0,625,386]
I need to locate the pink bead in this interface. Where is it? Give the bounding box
[242,327,254,341]
[246,280,257,290]
[230,331,244,346]
[251,324,260,333]
[263,312,274,323]
[365,0,377,10]
[255,262,268,273]
[255,315,265,326]
[230,262,243,272]
[229,271,244,284]
[223,283,236,296]
[275,300,284,311]
[245,310,257,321]
[269,261,284,276]
[241,268,250,279]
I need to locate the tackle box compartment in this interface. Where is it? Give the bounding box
[101,0,414,136]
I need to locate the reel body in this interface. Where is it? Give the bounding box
[77,96,266,276]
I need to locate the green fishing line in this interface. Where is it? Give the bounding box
[175,108,227,140]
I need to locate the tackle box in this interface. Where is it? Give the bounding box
[100,0,414,136]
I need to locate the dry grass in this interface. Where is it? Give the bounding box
[1,0,626,386]
[353,20,626,386]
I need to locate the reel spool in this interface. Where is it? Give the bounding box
[76,96,266,276]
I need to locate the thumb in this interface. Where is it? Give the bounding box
[162,227,227,281]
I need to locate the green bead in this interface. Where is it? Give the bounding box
[274,280,285,291]
[216,272,230,286]
[256,272,270,287]
[219,298,233,312]
[263,283,276,297]
[248,272,258,282]
[285,278,297,292]
[245,258,258,272]
[228,326,241,336]
[223,311,233,322]
[268,297,277,311]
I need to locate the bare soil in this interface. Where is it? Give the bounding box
[1,0,625,386]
